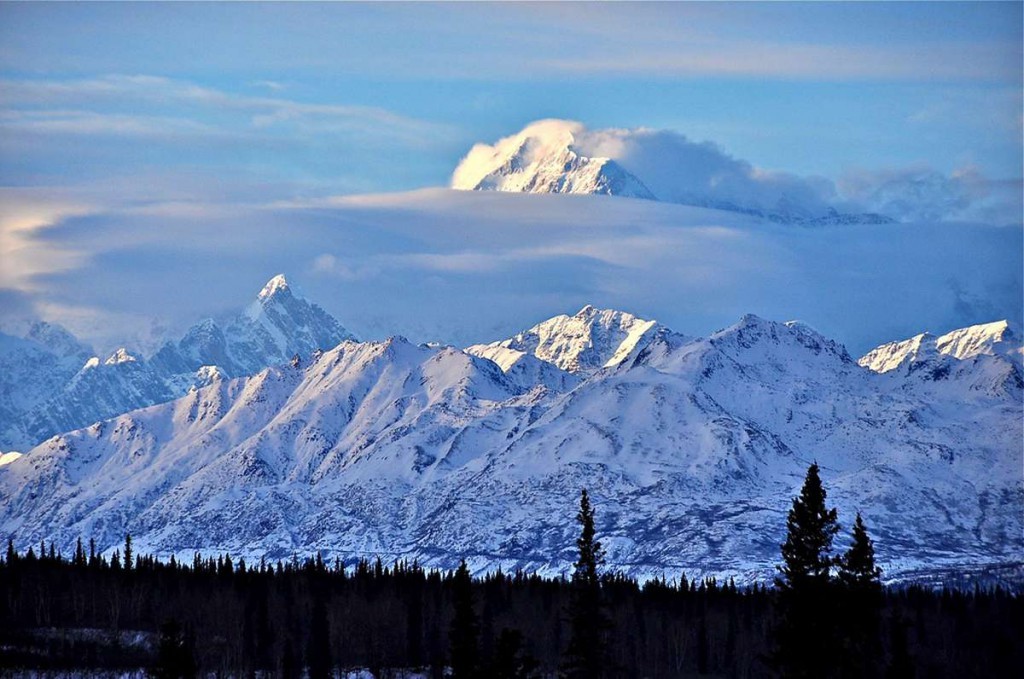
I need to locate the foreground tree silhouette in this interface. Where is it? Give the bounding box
[838,512,881,590]
[772,462,841,678]
[562,488,610,679]
[837,512,883,678]
[449,559,480,679]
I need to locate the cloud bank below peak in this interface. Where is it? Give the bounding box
[452,119,1022,224]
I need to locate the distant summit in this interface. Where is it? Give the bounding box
[0,275,354,450]
[452,119,893,225]
[452,120,655,200]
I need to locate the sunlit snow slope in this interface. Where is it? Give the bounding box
[1,310,1020,585]
[0,275,354,450]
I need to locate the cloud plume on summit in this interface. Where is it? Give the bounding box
[453,119,1021,224]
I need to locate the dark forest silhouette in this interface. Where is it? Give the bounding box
[1,465,1020,677]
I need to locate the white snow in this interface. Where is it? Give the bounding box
[1,310,1019,585]
[451,119,892,224]
[0,275,355,451]
[466,305,664,374]
[452,119,655,199]
[257,273,292,301]
[859,320,1021,373]
[0,451,22,467]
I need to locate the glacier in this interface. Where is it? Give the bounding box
[1,303,1019,586]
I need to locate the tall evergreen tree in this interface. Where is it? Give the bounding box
[123,533,133,571]
[449,559,479,679]
[838,513,881,590]
[562,488,610,679]
[772,463,841,678]
[837,513,883,678]
[776,463,839,591]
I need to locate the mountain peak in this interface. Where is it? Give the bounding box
[257,274,293,302]
[467,305,662,374]
[860,319,1023,374]
[452,120,655,200]
[453,120,895,224]
[707,315,852,364]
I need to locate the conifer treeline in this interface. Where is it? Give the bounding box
[1,466,1021,677]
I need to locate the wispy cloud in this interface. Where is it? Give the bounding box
[541,42,1019,82]
[0,74,451,144]
[0,109,227,140]
[839,165,1023,225]
[0,188,95,292]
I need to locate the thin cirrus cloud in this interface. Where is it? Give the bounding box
[1,1,1018,84]
[0,74,451,145]
[539,42,1019,83]
[0,109,225,140]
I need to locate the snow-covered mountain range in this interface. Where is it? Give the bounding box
[452,120,894,225]
[1,296,1019,585]
[0,275,354,450]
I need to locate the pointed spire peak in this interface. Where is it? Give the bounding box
[257,274,293,302]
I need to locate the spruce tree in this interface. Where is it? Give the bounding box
[776,463,839,591]
[562,488,609,679]
[838,513,881,590]
[773,462,841,678]
[449,559,479,679]
[123,533,133,571]
[837,513,883,678]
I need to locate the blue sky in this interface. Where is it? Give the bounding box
[0,2,1021,352]
[1,1,1020,190]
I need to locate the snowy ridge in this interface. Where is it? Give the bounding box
[859,320,1022,376]
[857,321,1024,402]
[466,305,665,374]
[0,275,355,450]
[1,311,1019,585]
